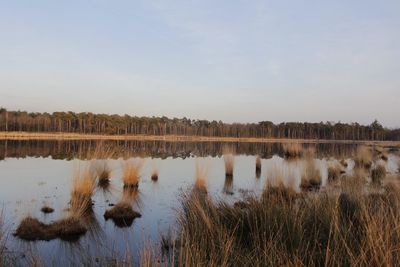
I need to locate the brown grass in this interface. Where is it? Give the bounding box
[300,150,321,191]
[70,164,96,215]
[223,154,234,178]
[371,164,386,185]
[170,175,400,266]
[122,159,144,188]
[354,146,373,169]
[92,159,112,186]
[194,160,208,193]
[328,161,345,182]
[283,143,303,159]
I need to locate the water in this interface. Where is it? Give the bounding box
[0,140,398,266]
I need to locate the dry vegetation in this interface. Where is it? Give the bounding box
[194,160,208,193]
[70,164,96,215]
[300,149,322,191]
[354,146,373,169]
[167,177,400,266]
[122,159,144,188]
[223,154,234,178]
[283,143,303,159]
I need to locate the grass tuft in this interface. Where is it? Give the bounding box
[122,159,144,189]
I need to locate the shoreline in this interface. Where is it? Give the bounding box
[0,131,399,146]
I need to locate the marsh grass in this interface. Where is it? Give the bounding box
[371,164,386,185]
[283,143,303,159]
[354,146,373,169]
[223,154,234,178]
[92,160,112,187]
[172,177,400,267]
[300,149,321,191]
[328,161,344,182]
[195,160,208,193]
[122,159,144,189]
[70,164,96,215]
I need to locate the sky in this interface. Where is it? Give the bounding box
[0,0,399,127]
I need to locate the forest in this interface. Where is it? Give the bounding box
[0,108,399,141]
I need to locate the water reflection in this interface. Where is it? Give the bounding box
[0,140,369,161]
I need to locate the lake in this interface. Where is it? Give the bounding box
[0,140,399,266]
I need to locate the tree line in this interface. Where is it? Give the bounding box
[0,108,399,140]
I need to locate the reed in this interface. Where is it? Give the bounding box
[255,156,261,178]
[171,177,400,266]
[300,150,321,191]
[93,159,112,187]
[371,164,386,185]
[70,164,96,215]
[283,143,303,159]
[223,154,234,178]
[194,160,208,193]
[122,159,144,188]
[354,146,373,169]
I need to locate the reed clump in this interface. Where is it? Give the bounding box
[14,216,87,242]
[194,160,208,194]
[354,146,373,169]
[93,160,112,187]
[122,159,144,189]
[300,150,321,191]
[223,154,234,178]
[255,156,261,172]
[70,165,96,215]
[173,179,400,266]
[283,143,303,159]
[328,162,344,182]
[371,164,386,185]
[104,203,141,228]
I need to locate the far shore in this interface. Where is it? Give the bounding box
[1,131,399,146]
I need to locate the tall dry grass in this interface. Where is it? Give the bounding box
[223,154,234,178]
[122,159,144,188]
[300,149,322,191]
[354,146,373,169]
[194,160,208,193]
[283,143,303,159]
[70,164,96,215]
[171,175,400,266]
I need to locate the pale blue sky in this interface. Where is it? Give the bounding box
[0,0,399,127]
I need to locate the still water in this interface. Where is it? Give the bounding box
[0,140,398,266]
